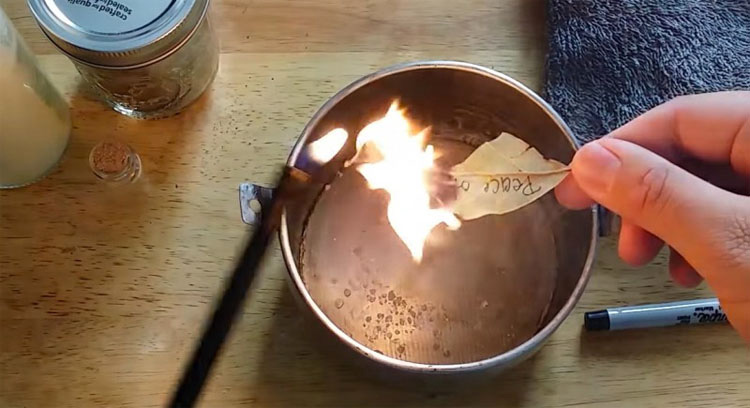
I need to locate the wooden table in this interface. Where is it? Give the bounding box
[1,0,748,407]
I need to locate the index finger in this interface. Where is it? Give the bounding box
[610,91,750,176]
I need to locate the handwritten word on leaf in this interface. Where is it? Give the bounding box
[450,132,570,220]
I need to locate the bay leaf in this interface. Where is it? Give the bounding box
[450,132,570,220]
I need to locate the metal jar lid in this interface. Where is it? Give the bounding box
[28,0,210,68]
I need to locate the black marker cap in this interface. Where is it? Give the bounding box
[584,310,610,331]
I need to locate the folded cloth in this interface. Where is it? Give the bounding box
[545,0,750,144]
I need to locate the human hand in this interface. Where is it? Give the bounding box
[555,92,750,341]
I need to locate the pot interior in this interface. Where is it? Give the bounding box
[283,66,594,365]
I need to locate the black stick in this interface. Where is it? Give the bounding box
[168,185,280,408]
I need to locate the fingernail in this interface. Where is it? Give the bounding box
[573,142,621,194]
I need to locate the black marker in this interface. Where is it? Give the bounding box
[584,298,727,331]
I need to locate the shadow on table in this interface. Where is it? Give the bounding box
[250,287,538,408]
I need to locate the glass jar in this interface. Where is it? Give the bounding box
[0,6,71,189]
[28,0,219,119]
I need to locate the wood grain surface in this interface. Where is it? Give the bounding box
[1,0,748,407]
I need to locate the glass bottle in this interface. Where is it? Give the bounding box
[0,6,71,189]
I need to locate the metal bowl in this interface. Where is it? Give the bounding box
[278,61,597,377]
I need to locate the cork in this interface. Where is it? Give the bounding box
[91,141,129,174]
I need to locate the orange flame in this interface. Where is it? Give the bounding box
[354,102,460,261]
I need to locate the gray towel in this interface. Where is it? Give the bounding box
[545,0,750,144]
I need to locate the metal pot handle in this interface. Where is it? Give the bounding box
[239,182,275,226]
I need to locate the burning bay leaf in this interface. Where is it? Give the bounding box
[450,132,570,220]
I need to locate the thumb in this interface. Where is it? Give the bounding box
[570,138,747,278]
